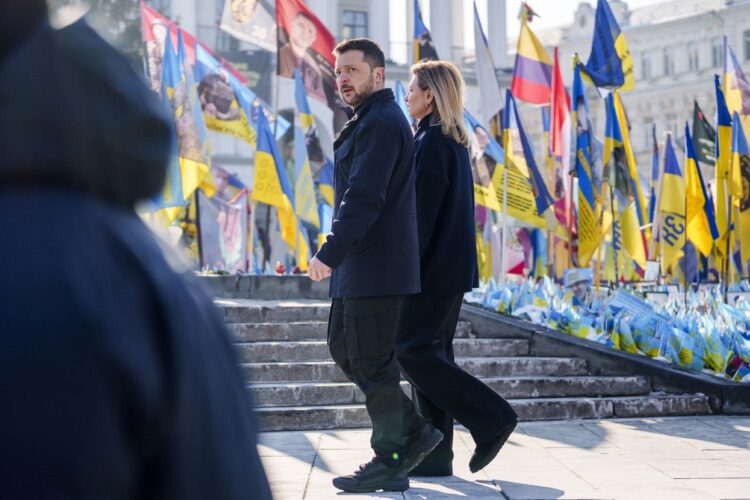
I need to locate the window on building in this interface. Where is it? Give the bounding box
[341,10,368,39]
[744,30,750,61]
[663,46,675,76]
[712,37,723,68]
[688,41,699,71]
[641,50,651,79]
[150,0,170,15]
[643,119,654,152]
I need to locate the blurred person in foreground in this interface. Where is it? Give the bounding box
[396,59,518,477]
[0,2,271,498]
[307,38,443,493]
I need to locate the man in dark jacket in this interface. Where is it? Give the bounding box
[308,38,442,493]
[0,3,271,498]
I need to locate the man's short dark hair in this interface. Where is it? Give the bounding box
[333,38,385,70]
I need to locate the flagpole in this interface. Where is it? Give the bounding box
[500,168,508,286]
[610,184,619,286]
[248,200,258,273]
[724,196,734,302]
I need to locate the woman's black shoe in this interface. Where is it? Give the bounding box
[469,419,518,473]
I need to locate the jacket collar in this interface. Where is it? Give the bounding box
[334,88,394,150]
[416,112,435,135]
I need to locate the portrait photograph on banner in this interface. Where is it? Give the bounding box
[276,0,347,131]
[220,0,277,53]
[197,189,248,273]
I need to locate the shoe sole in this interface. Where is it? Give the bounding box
[403,428,444,473]
[331,477,409,493]
[469,420,518,473]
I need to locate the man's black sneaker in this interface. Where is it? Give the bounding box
[402,424,444,473]
[332,457,410,493]
[469,419,518,473]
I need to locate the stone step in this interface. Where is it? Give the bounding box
[253,394,712,431]
[242,356,589,383]
[216,299,331,324]
[234,338,529,363]
[249,376,651,407]
[228,320,474,342]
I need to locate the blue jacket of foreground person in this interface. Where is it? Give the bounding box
[0,17,271,500]
[316,89,420,298]
[413,115,479,296]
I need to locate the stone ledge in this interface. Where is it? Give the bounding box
[460,304,750,415]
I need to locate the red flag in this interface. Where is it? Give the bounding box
[550,47,572,229]
[276,0,346,130]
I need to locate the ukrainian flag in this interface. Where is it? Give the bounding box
[715,74,738,265]
[503,89,555,218]
[464,110,502,212]
[731,112,750,266]
[604,93,646,268]
[154,27,185,209]
[582,0,634,91]
[510,18,552,105]
[252,109,309,269]
[572,63,598,266]
[648,124,659,226]
[658,134,686,271]
[293,69,320,229]
[684,122,718,257]
[613,93,648,231]
[317,158,334,207]
[723,37,750,116]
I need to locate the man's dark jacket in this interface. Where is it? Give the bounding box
[0,19,271,500]
[413,115,479,297]
[316,89,420,298]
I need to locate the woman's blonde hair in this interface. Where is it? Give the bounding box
[410,59,470,147]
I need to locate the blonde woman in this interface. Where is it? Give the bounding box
[396,60,518,477]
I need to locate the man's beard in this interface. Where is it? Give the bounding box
[341,74,375,108]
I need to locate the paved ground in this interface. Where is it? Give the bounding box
[258,416,750,500]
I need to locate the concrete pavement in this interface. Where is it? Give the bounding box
[257,416,750,499]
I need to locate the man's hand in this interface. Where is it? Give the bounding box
[308,256,332,281]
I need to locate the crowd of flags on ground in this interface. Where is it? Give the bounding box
[141,0,750,289]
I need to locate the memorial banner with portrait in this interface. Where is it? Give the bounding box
[197,189,248,273]
[276,0,347,131]
[220,0,277,53]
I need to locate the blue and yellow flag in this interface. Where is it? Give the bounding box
[604,93,646,268]
[572,63,599,266]
[175,29,212,202]
[503,90,555,219]
[293,69,320,229]
[648,124,659,226]
[685,122,718,257]
[317,158,334,207]
[582,0,634,91]
[723,37,750,116]
[658,134,685,271]
[716,75,741,238]
[154,25,185,209]
[414,0,438,62]
[612,93,648,236]
[252,109,310,268]
[731,111,750,266]
[464,110,502,212]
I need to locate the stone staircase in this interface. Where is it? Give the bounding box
[217,298,712,431]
